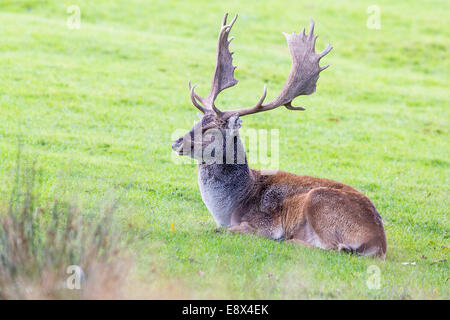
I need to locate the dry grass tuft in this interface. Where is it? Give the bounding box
[0,160,131,299]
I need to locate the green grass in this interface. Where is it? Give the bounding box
[0,0,448,299]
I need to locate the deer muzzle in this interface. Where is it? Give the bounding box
[172,137,184,155]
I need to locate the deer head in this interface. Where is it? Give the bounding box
[172,13,332,164]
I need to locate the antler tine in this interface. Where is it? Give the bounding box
[222,12,238,29]
[220,18,332,119]
[188,81,209,114]
[222,12,229,26]
[189,81,209,106]
[254,85,268,108]
[219,85,268,118]
[285,102,305,111]
[319,44,332,59]
[308,19,315,40]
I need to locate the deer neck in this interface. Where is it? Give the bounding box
[198,160,254,228]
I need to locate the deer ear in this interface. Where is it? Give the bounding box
[197,113,204,121]
[227,113,242,129]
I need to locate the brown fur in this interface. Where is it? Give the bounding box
[231,170,387,258]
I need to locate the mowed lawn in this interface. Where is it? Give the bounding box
[0,0,448,299]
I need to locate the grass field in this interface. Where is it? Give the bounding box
[0,0,448,299]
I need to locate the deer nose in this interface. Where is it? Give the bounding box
[172,137,183,152]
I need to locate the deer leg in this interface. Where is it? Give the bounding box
[228,221,254,234]
[337,243,355,254]
[302,187,386,257]
[286,239,313,248]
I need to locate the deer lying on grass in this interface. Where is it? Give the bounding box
[172,14,387,258]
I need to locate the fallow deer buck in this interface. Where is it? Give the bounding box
[172,14,387,258]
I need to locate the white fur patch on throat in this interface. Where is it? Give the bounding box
[198,174,233,227]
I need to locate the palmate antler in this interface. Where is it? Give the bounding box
[189,14,332,119]
[189,13,238,116]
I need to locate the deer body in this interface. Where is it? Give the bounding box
[196,136,386,258]
[173,14,387,258]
